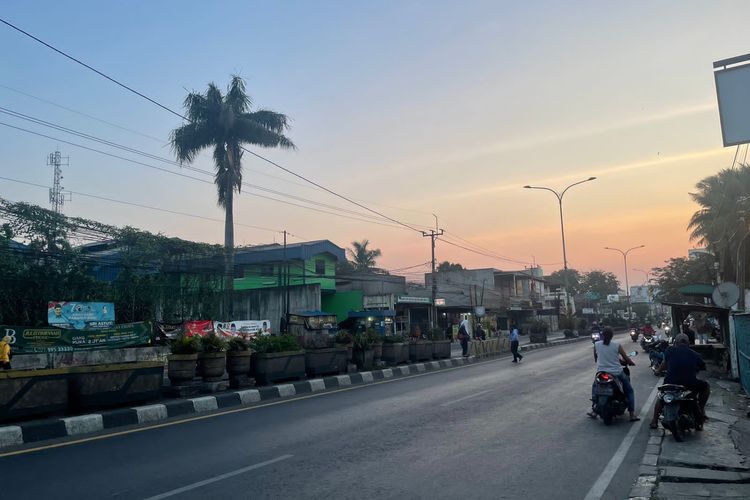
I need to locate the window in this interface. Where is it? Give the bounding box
[261,264,274,277]
[315,259,326,276]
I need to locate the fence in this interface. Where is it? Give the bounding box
[733,313,750,395]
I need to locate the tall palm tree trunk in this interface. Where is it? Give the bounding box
[224,153,236,321]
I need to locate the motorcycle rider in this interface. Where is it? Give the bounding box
[649,333,710,429]
[587,327,639,421]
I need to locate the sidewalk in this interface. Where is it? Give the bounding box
[450,330,573,356]
[628,372,750,499]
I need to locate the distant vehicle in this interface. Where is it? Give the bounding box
[629,328,639,342]
[591,330,601,343]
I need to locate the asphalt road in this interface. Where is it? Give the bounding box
[1,331,661,500]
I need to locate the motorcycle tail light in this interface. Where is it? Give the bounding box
[597,373,610,382]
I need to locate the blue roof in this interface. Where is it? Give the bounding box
[234,240,345,265]
[348,310,397,318]
[291,310,337,317]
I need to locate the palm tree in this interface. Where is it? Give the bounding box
[688,165,750,282]
[171,76,295,319]
[348,240,382,271]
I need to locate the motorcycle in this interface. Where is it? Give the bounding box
[591,330,601,343]
[643,339,669,376]
[591,351,637,425]
[640,333,654,352]
[657,384,702,441]
[629,328,639,342]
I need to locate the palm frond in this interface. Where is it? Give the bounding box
[233,116,296,150]
[226,75,250,114]
[170,122,216,163]
[246,109,291,134]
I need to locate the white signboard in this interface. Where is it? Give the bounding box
[715,62,750,146]
[582,308,595,314]
[607,294,620,303]
[630,286,654,304]
[214,320,272,337]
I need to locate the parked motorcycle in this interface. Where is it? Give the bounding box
[657,384,702,441]
[591,351,637,425]
[629,328,639,342]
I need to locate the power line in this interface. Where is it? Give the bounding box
[0,17,423,233]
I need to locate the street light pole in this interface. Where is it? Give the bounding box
[524,177,596,318]
[605,245,645,322]
[633,268,651,285]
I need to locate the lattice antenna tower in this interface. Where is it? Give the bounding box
[46,150,71,213]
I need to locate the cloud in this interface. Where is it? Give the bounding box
[443,147,730,200]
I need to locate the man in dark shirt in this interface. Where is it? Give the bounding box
[649,333,710,429]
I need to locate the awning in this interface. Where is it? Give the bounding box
[677,284,714,297]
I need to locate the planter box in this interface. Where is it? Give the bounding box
[69,361,164,411]
[226,351,252,378]
[373,343,383,361]
[409,341,433,362]
[305,347,347,377]
[381,343,405,366]
[432,340,452,359]
[335,343,353,362]
[0,369,69,422]
[252,350,305,386]
[529,332,548,343]
[168,353,198,386]
[353,349,374,370]
[199,352,227,382]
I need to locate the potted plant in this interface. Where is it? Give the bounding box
[251,335,305,385]
[368,328,383,362]
[167,335,199,386]
[381,334,406,365]
[199,333,228,382]
[408,330,433,362]
[528,320,549,343]
[334,330,353,362]
[226,336,252,384]
[302,329,348,378]
[352,332,374,370]
[429,327,451,359]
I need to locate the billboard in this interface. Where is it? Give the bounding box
[215,320,272,337]
[714,60,750,146]
[48,301,115,329]
[3,322,151,354]
[630,285,656,304]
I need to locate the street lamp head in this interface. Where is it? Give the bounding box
[523,185,532,189]
[588,177,597,181]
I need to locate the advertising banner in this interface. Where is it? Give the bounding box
[2,322,152,354]
[183,320,215,337]
[214,320,272,337]
[48,301,115,329]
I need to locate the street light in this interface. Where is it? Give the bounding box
[633,268,651,285]
[524,177,597,316]
[604,245,645,321]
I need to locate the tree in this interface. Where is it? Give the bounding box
[580,270,620,299]
[651,254,715,303]
[171,76,295,319]
[688,165,750,282]
[547,268,583,295]
[348,240,382,271]
[437,261,464,272]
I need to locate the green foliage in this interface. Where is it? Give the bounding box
[382,334,404,343]
[171,335,200,355]
[352,332,374,351]
[199,333,227,353]
[347,239,382,271]
[580,270,620,299]
[558,316,576,330]
[227,336,250,352]
[437,261,464,272]
[366,328,382,344]
[547,269,583,295]
[651,254,715,303]
[250,334,300,354]
[528,320,549,334]
[334,330,352,345]
[428,327,446,341]
[576,318,588,331]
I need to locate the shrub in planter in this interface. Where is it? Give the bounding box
[381,334,406,365]
[367,328,383,361]
[334,329,353,362]
[304,331,347,377]
[559,316,576,331]
[576,317,588,334]
[528,320,549,343]
[250,335,305,385]
[563,329,577,338]
[199,333,228,382]
[429,327,451,359]
[226,337,252,379]
[352,332,374,370]
[168,335,199,385]
[408,336,433,362]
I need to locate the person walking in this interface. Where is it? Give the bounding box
[0,335,12,370]
[510,324,523,363]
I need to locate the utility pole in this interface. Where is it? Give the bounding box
[423,214,443,330]
[47,150,70,213]
[283,230,290,332]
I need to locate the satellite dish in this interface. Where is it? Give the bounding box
[712,282,740,308]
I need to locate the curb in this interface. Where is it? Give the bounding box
[627,428,663,499]
[0,335,587,451]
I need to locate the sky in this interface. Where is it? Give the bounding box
[0,0,747,287]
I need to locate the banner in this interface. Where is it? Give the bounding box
[48,301,115,330]
[184,320,215,337]
[2,322,152,354]
[214,320,272,337]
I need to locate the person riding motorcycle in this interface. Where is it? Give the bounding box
[587,327,639,421]
[649,333,710,429]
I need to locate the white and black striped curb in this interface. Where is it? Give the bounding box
[627,428,663,499]
[0,335,591,450]
[0,356,482,449]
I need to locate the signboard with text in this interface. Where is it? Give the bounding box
[3,322,151,354]
[48,301,115,330]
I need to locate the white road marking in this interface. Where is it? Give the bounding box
[583,383,659,500]
[143,454,293,500]
[439,389,493,407]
